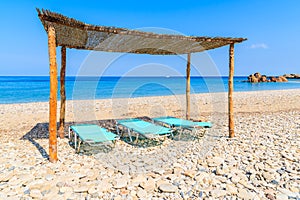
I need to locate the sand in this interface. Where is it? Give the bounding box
[1,89,299,128]
[0,89,299,199]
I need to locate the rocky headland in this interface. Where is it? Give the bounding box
[283,73,300,79]
[247,72,288,83]
[247,72,300,83]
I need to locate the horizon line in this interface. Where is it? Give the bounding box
[0,75,251,77]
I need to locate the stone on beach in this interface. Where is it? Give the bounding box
[226,184,238,195]
[73,185,89,193]
[210,189,227,198]
[113,178,128,189]
[132,174,147,186]
[0,172,14,182]
[29,189,43,198]
[158,184,178,193]
[183,170,197,178]
[136,188,147,198]
[139,177,155,191]
[0,90,299,199]
[207,157,224,167]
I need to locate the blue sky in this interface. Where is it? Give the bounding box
[0,0,299,76]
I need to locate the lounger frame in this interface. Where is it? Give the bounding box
[69,125,119,152]
[116,119,173,143]
[152,116,212,138]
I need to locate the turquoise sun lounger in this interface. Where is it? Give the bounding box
[152,116,212,137]
[153,116,212,128]
[116,118,173,143]
[69,124,119,152]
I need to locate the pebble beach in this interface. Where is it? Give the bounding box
[0,89,299,199]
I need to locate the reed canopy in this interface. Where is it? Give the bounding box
[37,8,247,162]
[37,9,245,55]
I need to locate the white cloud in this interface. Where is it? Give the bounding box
[249,43,269,49]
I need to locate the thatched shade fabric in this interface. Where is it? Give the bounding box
[37,9,246,54]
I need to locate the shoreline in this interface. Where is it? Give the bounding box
[1,88,299,131]
[1,88,300,106]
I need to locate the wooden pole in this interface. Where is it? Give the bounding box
[48,25,58,162]
[186,53,191,120]
[228,43,235,138]
[59,46,66,139]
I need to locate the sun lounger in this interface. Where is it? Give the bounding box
[152,116,212,137]
[69,124,120,152]
[116,118,173,143]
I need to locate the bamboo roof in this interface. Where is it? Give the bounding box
[37,9,247,55]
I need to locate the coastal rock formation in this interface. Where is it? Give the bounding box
[247,72,288,83]
[283,73,300,79]
[248,74,259,83]
[277,76,288,82]
[260,75,268,82]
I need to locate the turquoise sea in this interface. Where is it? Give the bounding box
[0,76,299,104]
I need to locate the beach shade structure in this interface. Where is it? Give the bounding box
[37,8,246,162]
[116,118,173,143]
[152,116,212,137]
[69,124,120,152]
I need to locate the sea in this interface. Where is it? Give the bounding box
[0,76,299,104]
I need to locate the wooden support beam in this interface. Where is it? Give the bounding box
[59,46,66,139]
[186,53,191,120]
[48,25,58,162]
[228,43,235,138]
